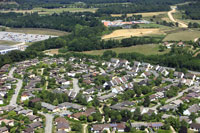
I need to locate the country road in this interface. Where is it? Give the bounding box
[168,6,188,28]
[9,67,23,106]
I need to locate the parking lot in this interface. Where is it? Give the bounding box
[0,31,57,43]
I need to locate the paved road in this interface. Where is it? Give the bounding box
[72,78,81,93]
[8,67,53,133]
[9,67,23,106]
[39,112,53,133]
[148,85,195,110]
[168,6,188,28]
[166,86,194,103]
[99,67,106,74]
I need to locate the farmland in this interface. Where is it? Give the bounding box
[102,29,165,40]
[0,7,98,14]
[81,44,169,56]
[5,28,69,36]
[163,29,200,41]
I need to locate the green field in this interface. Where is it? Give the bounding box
[81,44,169,56]
[1,7,98,15]
[163,29,200,41]
[6,28,69,36]
[0,40,19,45]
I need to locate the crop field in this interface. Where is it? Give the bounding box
[0,7,97,14]
[102,29,165,40]
[6,28,69,36]
[81,44,169,56]
[111,11,167,17]
[163,29,200,41]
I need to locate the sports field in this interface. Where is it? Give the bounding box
[102,29,165,40]
[82,44,169,56]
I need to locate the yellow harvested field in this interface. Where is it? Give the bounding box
[102,29,164,40]
[111,11,167,17]
[44,49,59,55]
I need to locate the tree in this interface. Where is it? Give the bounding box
[102,50,117,60]
[189,112,197,122]
[71,123,82,131]
[133,107,141,121]
[116,114,122,122]
[53,99,59,106]
[88,115,93,122]
[8,111,17,118]
[143,96,150,107]
[79,115,87,121]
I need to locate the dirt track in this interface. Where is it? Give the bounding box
[168,6,188,28]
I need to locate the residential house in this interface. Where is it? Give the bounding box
[72,108,96,119]
[28,115,42,122]
[0,127,8,133]
[174,72,184,79]
[41,102,60,112]
[55,117,70,132]
[91,123,126,133]
[27,122,42,130]
[185,73,196,81]
[58,102,86,111]
[190,123,200,132]
[184,104,200,116]
[0,118,14,126]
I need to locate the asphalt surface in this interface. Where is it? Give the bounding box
[38,112,53,133]
[72,78,81,93]
[100,67,106,74]
[9,67,23,106]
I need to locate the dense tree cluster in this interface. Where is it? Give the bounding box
[0,12,100,32]
[188,22,200,28]
[178,2,200,20]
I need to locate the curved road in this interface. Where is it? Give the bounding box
[168,6,188,28]
[8,67,53,133]
[9,67,23,106]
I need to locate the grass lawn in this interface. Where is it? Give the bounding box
[6,28,69,36]
[163,29,200,41]
[1,7,97,15]
[0,40,19,45]
[81,44,170,56]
